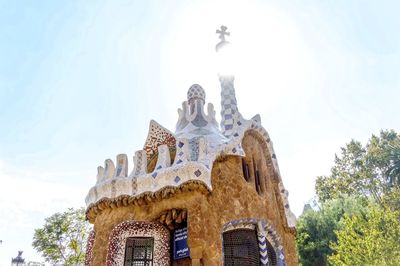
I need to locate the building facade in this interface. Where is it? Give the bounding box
[84,28,297,266]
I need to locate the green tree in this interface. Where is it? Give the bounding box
[387,142,400,186]
[329,204,400,266]
[299,130,400,266]
[296,196,367,266]
[315,130,400,205]
[33,207,91,266]
[382,186,400,211]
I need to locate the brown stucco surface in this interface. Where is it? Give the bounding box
[89,132,298,265]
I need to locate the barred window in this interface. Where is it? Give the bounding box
[124,237,154,266]
[266,239,277,266]
[223,229,260,266]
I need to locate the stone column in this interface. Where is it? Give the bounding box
[190,246,203,266]
[186,194,207,265]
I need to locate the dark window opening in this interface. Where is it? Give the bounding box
[253,160,262,194]
[242,158,250,181]
[255,170,261,194]
[223,229,260,266]
[124,237,154,266]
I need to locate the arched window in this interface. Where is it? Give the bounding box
[242,158,250,181]
[253,159,262,195]
[223,229,260,266]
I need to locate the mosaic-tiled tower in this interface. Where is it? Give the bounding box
[220,75,241,138]
[84,26,297,266]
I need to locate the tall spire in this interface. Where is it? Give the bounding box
[216,26,241,138]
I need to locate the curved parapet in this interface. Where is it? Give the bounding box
[85,161,212,205]
[85,135,215,221]
[85,83,296,229]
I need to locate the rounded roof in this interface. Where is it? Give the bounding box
[187,84,206,104]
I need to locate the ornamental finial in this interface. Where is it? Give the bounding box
[216,25,230,52]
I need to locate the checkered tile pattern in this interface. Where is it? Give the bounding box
[220,76,239,137]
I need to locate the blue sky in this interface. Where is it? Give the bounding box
[1,0,400,264]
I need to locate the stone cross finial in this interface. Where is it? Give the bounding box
[216,25,230,42]
[216,25,230,52]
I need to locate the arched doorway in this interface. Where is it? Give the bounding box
[155,209,191,266]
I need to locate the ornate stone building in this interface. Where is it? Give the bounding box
[84,27,297,266]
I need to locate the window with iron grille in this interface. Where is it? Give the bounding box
[124,237,154,266]
[266,239,277,266]
[223,229,260,266]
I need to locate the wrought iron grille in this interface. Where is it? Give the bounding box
[266,239,277,266]
[223,229,260,266]
[124,237,154,266]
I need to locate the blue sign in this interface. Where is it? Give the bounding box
[173,227,190,260]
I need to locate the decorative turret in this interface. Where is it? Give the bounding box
[176,84,226,148]
[187,84,205,106]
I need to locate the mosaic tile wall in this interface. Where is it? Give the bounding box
[84,230,95,266]
[106,220,170,266]
[144,120,176,161]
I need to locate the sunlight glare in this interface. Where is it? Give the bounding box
[161,0,317,116]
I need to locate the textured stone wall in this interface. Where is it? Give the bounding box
[90,132,297,265]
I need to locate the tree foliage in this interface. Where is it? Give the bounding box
[387,141,400,186]
[329,204,400,266]
[315,130,400,205]
[32,207,91,266]
[298,130,400,266]
[296,196,367,266]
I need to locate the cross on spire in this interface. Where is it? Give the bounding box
[216,25,230,52]
[216,25,230,42]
